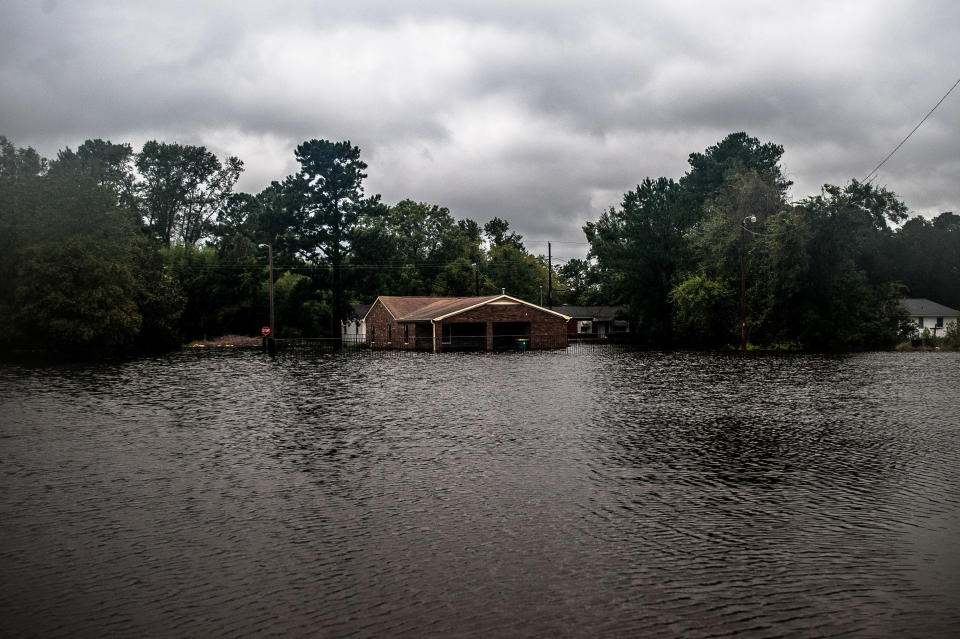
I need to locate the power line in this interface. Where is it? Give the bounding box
[171,258,572,272]
[863,76,960,184]
[525,239,590,245]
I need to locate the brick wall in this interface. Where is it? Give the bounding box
[367,298,568,351]
[436,302,567,351]
[365,300,397,348]
[366,300,432,350]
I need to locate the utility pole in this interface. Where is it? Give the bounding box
[268,243,275,338]
[259,241,277,355]
[268,242,276,357]
[547,242,553,309]
[740,216,756,351]
[472,262,479,296]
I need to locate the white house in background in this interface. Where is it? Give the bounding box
[902,298,958,337]
[341,303,371,344]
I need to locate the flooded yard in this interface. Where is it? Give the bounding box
[1,349,958,637]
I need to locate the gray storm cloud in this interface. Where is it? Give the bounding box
[1,0,957,249]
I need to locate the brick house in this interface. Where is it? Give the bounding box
[363,295,570,352]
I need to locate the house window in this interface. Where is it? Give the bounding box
[372,326,376,342]
[442,323,452,344]
[917,317,924,328]
[388,324,392,343]
[936,317,944,328]
[578,320,592,334]
[612,320,628,332]
[404,324,409,344]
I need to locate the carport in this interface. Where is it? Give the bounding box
[492,321,531,350]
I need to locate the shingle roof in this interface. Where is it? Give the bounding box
[349,303,371,319]
[369,295,570,321]
[375,296,493,320]
[397,297,502,321]
[902,298,959,317]
[555,305,626,321]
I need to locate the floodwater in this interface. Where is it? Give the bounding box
[1,349,958,638]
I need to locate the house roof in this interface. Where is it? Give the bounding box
[902,298,959,317]
[366,295,570,322]
[349,303,371,319]
[555,305,627,321]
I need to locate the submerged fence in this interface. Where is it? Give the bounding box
[261,334,631,358]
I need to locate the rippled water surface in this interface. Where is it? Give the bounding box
[2,349,959,637]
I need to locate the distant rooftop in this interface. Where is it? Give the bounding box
[349,303,372,319]
[554,305,626,321]
[902,298,959,317]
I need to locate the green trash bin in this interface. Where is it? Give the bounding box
[515,338,529,351]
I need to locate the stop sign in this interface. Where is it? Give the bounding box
[261,326,271,336]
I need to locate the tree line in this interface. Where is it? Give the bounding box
[1,132,957,357]
[0,135,552,356]
[579,132,959,350]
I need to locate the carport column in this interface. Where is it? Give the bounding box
[486,321,493,351]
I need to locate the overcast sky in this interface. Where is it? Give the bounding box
[2,0,957,260]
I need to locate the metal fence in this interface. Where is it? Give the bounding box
[262,334,631,357]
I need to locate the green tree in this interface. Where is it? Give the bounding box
[681,132,791,207]
[484,243,548,301]
[757,181,908,350]
[50,139,137,209]
[136,140,242,247]
[15,237,143,351]
[483,216,524,249]
[432,256,480,296]
[0,137,46,329]
[133,248,187,351]
[585,177,692,345]
[163,243,266,340]
[942,319,960,349]
[346,200,483,300]
[347,196,401,301]
[678,171,786,346]
[886,211,960,310]
[582,132,793,347]
[281,139,367,334]
[383,199,461,294]
[4,140,184,355]
[669,272,734,347]
[555,258,602,305]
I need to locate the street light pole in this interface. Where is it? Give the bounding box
[259,241,277,355]
[254,191,279,354]
[268,242,275,338]
[548,241,552,309]
[740,215,756,351]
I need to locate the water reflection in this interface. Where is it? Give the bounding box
[1,350,958,637]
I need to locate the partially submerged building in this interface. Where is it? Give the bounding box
[341,303,371,345]
[555,305,630,341]
[364,295,570,352]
